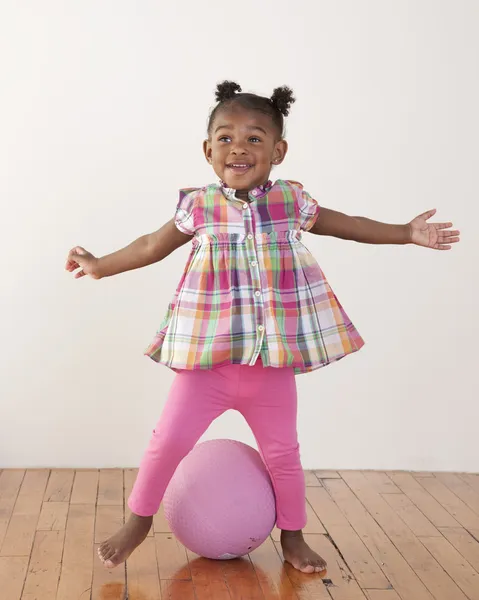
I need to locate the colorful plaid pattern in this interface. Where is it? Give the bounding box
[145,179,364,374]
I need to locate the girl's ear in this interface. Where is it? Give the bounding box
[272,139,288,165]
[203,139,213,163]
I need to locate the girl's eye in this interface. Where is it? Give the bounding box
[249,137,261,143]
[218,136,231,143]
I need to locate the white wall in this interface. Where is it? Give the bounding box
[1,1,477,471]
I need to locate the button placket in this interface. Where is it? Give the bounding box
[242,205,265,365]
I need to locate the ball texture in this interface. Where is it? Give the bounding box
[163,439,276,559]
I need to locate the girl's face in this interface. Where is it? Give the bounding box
[204,105,288,195]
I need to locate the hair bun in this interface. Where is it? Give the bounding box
[270,86,295,116]
[215,80,242,103]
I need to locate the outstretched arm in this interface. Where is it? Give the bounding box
[66,219,193,279]
[310,207,460,250]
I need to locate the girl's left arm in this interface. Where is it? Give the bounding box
[310,207,460,250]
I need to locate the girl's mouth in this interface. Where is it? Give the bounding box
[227,163,253,175]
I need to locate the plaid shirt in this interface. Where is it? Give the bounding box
[145,179,364,374]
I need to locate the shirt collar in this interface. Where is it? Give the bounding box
[219,179,273,201]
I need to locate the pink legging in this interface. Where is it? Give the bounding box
[128,361,307,531]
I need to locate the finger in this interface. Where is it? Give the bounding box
[65,259,79,271]
[419,209,436,220]
[67,247,87,262]
[70,246,87,255]
[439,236,460,244]
[433,244,452,250]
[433,222,453,230]
[74,269,86,279]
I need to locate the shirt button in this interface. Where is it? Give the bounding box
[247,234,253,240]
[255,290,261,297]
[252,190,258,196]
[258,325,264,331]
[250,260,257,267]
[243,203,248,209]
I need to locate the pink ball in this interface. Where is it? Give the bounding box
[163,439,276,560]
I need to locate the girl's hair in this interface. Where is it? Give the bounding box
[207,81,295,138]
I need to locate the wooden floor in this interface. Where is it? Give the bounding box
[1,469,479,599]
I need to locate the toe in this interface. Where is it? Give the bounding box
[99,545,115,562]
[104,551,122,569]
[104,548,116,562]
[316,560,327,572]
[299,562,315,574]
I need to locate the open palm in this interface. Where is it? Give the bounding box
[409,209,460,250]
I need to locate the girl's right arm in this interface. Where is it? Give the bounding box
[65,219,193,279]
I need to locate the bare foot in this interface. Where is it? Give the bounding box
[281,530,327,574]
[98,514,153,568]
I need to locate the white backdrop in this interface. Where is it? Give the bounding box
[1,1,477,471]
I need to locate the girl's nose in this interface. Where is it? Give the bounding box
[231,144,247,155]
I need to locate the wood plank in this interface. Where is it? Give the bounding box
[37,501,69,531]
[389,472,459,527]
[97,469,124,506]
[306,486,391,590]
[0,470,25,547]
[323,478,435,600]
[220,556,264,599]
[44,469,75,502]
[304,533,367,599]
[412,472,436,478]
[0,556,29,600]
[365,591,402,600]
[155,533,191,580]
[439,526,479,572]
[161,580,196,600]
[305,471,322,487]
[381,493,441,537]
[186,549,232,599]
[420,535,479,600]
[91,544,126,600]
[459,474,479,495]
[124,469,154,537]
[416,476,479,530]
[315,471,341,479]
[340,471,468,600]
[249,535,299,599]
[71,470,99,504]
[272,499,326,541]
[153,505,172,534]
[435,472,479,516]
[304,500,327,535]
[56,504,95,600]
[125,535,161,600]
[1,515,40,557]
[273,541,330,599]
[362,472,401,495]
[1,469,50,556]
[95,505,124,544]
[21,530,64,600]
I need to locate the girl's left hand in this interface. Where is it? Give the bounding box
[408,209,460,250]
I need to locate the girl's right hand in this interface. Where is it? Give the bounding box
[65,246,101,279]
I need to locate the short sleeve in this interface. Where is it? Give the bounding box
[288,181,320,231]
[174,188,200,236]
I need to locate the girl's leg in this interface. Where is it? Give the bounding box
[99,365,237,568]
[238,363,327,574]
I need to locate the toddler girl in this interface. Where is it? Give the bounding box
[66,81,459,573]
